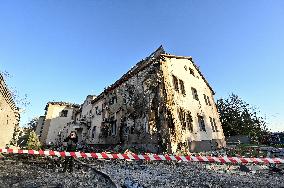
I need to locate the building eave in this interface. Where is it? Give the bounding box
[160,54,215,95]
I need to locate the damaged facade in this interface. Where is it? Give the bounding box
[0,73,20,148]
[37,46,225,153]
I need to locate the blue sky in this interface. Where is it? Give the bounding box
[0,0,283,132]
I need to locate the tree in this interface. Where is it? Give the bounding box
[27,117,39,131]
[27,130,42,150]
[217,93,269,143]
[10,125,21,146]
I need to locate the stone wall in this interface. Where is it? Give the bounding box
[0,74,20,148]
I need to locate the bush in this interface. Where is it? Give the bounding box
[27,131,42,150]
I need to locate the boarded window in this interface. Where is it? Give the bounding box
[191,87,199,101]
[179,79,186,95]
[172,75,179,91]
[198,115,206,131]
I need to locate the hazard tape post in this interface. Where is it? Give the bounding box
[1,148,283,164]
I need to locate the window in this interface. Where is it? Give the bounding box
[191,87,199,101]
[109,96,117,105]
[186,112,193,132]
[172,75,179,91]
[210,117,218,132]
[92,126,96,138]
[207,96,211,106]
[203,94,211,106]
[130,125,135,134]
[189,68,195,76]
[198,115,206,131]
[60,110,68,117]
[178,108,186,128]
[179,79,186,95]
[111,119,117,136]
[178,108,193,132]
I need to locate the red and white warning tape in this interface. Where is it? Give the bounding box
[1,148,283,164]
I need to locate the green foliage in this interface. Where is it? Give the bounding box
[27,130,42,150]
[27,117,39,131]
[10,125,20,146]
[217,93,268,143]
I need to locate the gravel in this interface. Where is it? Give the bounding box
[0,158,284,188]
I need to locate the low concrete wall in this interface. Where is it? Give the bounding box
[189,138,226,152]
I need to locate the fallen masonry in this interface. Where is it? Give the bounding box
[0,156,284,188]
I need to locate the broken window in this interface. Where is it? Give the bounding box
[191,87,199,101]
[109,96,117,105]
[60,110,68,117]
[186,112,193,132]
[179,79,186,95]
[178,108,186,129]
[167,110,175,134]
[198,115,206,131]
[172,75,179,92]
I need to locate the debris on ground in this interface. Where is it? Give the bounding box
[0,154,284,187]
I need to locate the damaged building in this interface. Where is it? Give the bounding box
[0,73,20,148]
[37,46,225,153]
[39,102,80,145]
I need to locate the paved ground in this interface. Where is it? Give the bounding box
[0,158,284,188]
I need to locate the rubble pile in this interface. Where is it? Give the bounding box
[97,160,284,187]
[0,157,284,188]
[0,160,111,188]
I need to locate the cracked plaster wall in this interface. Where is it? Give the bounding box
[160,56,226,153]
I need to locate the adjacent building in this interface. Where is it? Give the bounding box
[0,73,20,148]
[35,116,45,138]
[36,46,226,152]
[39,102,80,145]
